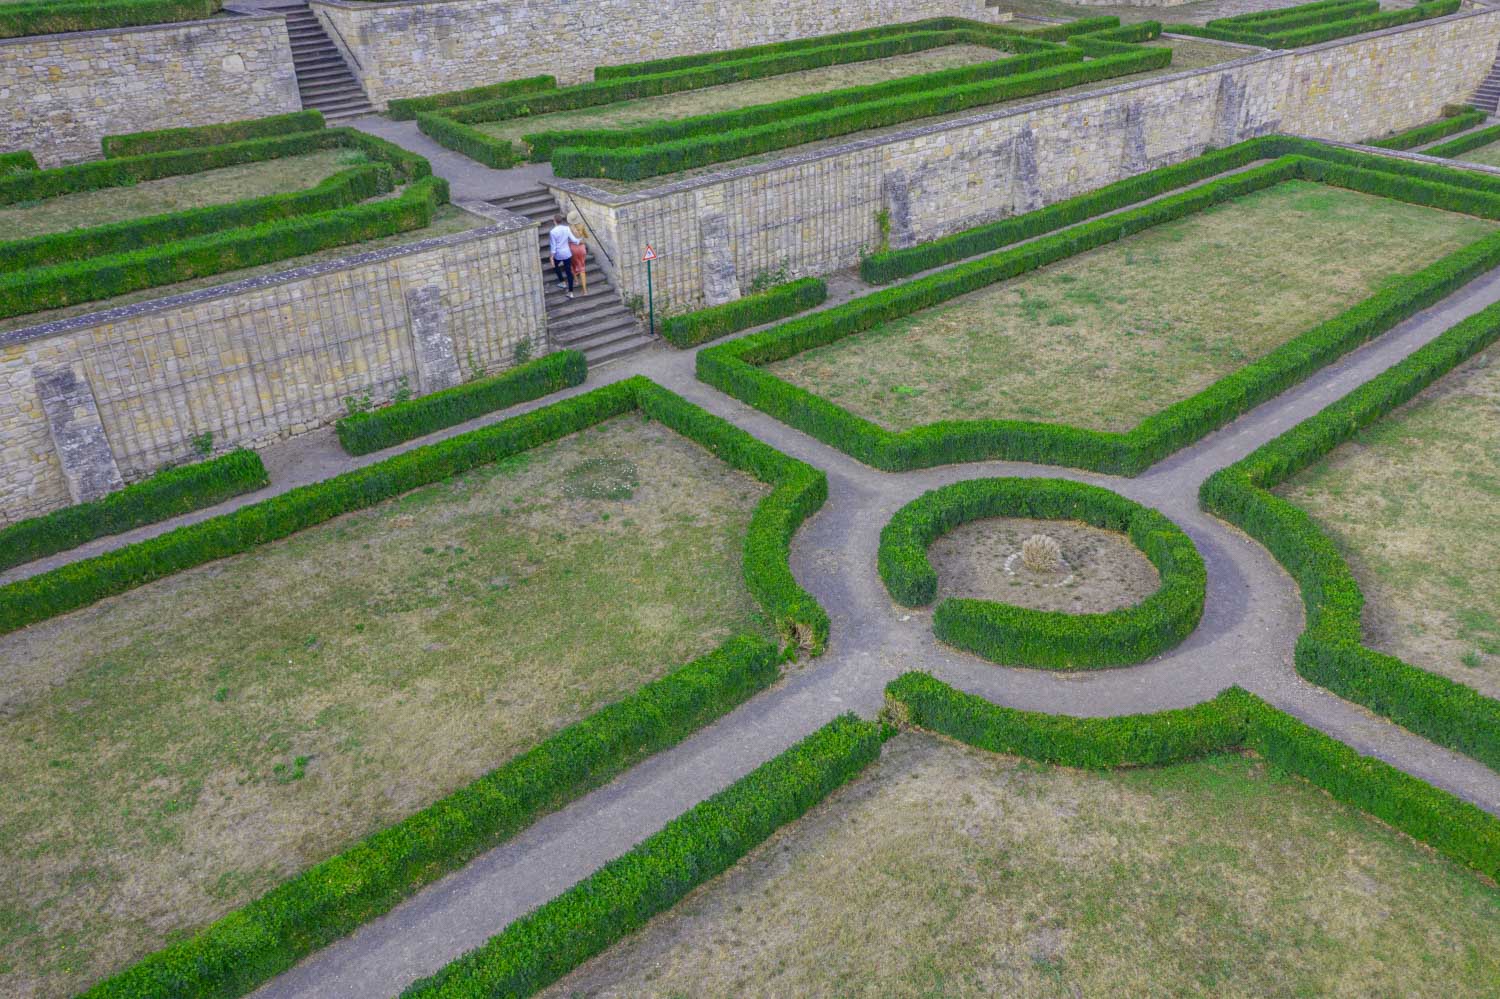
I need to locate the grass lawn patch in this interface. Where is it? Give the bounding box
[1276,346,1500,698]
[544,732,1500,998]
[769,180,1493,433]
[0,414,770,998]
[0,150,352,240]
[474,45,1001,153]
[1457,140,1500,170]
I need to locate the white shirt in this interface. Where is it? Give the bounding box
[549,224,579,260]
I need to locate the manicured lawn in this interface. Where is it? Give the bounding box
[0,415,769,998]
[547,733,1500,997]
[0,150,354,238]
[1278,347,1500,698]
[1456,140,1500,169]
[769,181,1495,432]
[476,45,1001,153]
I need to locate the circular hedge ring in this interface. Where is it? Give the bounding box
[878,477,1206,669]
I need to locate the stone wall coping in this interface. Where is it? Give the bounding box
[0,9,283,47]
[0,203,536,350]
[546,6,1496,207]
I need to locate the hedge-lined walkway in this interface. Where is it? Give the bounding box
[10,145,1500,996]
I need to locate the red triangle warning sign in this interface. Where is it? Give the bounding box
[642,244,657,262]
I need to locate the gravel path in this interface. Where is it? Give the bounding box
[9,135,1500,996]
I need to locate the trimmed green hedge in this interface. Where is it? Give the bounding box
[0,174,447,319]
[1367,106,1484,151]
[416,111,523,169]
[76,376,830,999]
[889,673,1500,881]
[546,50,1165,181]
[1169,0,1459,47]
[0,0,216,38]
[336,350,588,455]
[84,635,786,999]
[0,126,428,206]
[661,278,828,349]
[0,450,267,574]
[388,75,557,121]
[700,141,1500,475]
[0,164,393,273]
[399,714,889,999]
[1200,298,1500,772]
[0,150,38,174]
[878,478,1205,668]
[1424,122,1500,160]
[594,16,1021,78]
[101,110,325,158]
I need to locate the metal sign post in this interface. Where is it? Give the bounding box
[642,244,657,337]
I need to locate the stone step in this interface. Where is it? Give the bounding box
[559,322,649,356]
[585,334,657,365]
[551,304,635,337]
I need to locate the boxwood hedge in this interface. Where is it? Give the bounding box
[0,150,38,174]
[699,141,1500,475]
[1367,106,1485,151]
[889,672,1500,882]
[1423,122,1500,160]
[58,377,829,999]
[0,449,267,573]
[879,478,1205,668]
[335,350,588,455]
[1200,297,1500,772]
[1168,0,1459,47]
[100,110,325,157]
[0,0,215,38]
[661,278,828,349]
[388,74,557,121]
[399,714,889,999]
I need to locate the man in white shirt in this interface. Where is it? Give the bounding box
[549,215,581,300]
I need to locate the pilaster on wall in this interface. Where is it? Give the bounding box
[695,189,742,308]
[31,366,124,505]
[406,286,465,394]
[1010,124,1045,215]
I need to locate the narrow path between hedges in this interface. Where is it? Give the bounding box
[12,137,1500,994]
[244,262,1500,998]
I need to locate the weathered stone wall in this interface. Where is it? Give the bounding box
[311,0,995,108]
[0,15,303,166]
[0,209,546,525]
[551,9,1500,312]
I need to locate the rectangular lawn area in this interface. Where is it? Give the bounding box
[1455,139,1500,169]
[0,415,769,998]
[1277,346,1500,698]
[545,733,1500,997]
[769,180,1495,433]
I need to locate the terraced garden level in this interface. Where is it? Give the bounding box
[545,734,1500,997]
[1278,347,1500,698]
[1456,140,1500,169]
[0,415,769,998]
[769,180,1496,432]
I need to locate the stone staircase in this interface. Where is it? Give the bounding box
[262,0,373,122]
[490,188,655,366]
[1472,48,1500,113]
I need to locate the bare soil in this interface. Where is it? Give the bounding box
[0,415,769,998]
[928,517,1160,613]
[546,733,1500,998]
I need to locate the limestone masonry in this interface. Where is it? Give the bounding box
[0,15,302,166]
[549,10,1500,314]
[0,214,545,524]
[311,0,996,108]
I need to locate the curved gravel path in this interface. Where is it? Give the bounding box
[9,161,1500,999]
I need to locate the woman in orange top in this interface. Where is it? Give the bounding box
[570,225,589,296]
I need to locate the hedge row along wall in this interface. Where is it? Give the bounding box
[335,350,589,455]
[878,478,1205,669]
[1367,106,1485,152]
[661,278,829,349]
[415,18,1170,177]
[889,673,1500,882]
[1424,122,1500,160]
[403,674,1500,996]
[1168,0,1459,48]
[699,138,1500,476]
[0,450,267,574]
[0,0,216,39]
[0,150,38,174]
[400,715,890,999]
[1199,298,1500,773]
[0,125,443,320]
[100,109,325,158]
[75,376,830,999]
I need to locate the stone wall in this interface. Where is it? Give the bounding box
[0,15,302,166]
[0,207,546,524]
[550,9,1500,313]
[311,0,995,108]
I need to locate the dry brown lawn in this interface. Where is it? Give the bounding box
[0,415,769,998]
[547,733,1500,998]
